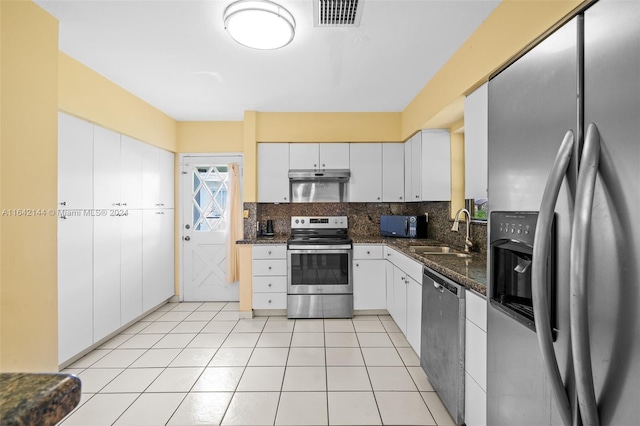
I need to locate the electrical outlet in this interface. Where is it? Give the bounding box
[243,209,249,218]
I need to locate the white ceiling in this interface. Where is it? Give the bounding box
[36,0,500,122]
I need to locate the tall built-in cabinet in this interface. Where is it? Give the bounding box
[464,83,489,200]
[58,112,175,365]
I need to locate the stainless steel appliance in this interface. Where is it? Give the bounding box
[287,216,353,318]
[421,267,466,425]
[380,215,428,238]
[487,1,639,425]
[288,169,350,203]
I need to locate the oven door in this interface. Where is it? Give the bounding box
[287,248,353,295]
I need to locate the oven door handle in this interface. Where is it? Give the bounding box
[532,130,574,426]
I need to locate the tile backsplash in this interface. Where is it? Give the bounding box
[244,201,487,253]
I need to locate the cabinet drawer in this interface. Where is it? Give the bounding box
[353,245,384,259]
[253,292,287,309]
[252,245,287,260]
[252,259,287,276]
[253,276,287,293]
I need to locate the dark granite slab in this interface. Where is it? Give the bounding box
[0,373,81,426]
[352,236,487,296]
[238,235,487,296]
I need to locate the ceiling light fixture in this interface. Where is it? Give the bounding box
[223,0,296,50]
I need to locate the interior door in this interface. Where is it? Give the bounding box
[182,155,243,301]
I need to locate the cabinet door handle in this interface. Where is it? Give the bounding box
[268,283,272,287]
[268,266,272,270]
[59,201,66,206]
[399,196,403,200]
[268,250,272,255]
[367,251,370,255]
[355,263,359,267]
[268,299,272,304]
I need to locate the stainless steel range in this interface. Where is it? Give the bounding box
[287,216,353,319]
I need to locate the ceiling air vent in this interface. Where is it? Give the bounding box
[314,0,363,27]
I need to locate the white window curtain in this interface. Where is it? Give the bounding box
[226,163,243,283]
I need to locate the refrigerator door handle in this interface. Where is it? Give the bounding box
[570,122,601,426]
[532,130,574,426]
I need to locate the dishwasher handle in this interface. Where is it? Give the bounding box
[423,267,464,297]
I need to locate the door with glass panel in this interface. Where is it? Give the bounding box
[182,155,243,301]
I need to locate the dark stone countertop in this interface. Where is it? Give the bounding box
[238,235,487,296]
[0,373,81,426]
[352,236,487,296]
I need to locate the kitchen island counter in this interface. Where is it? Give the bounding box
[0,373,81,426]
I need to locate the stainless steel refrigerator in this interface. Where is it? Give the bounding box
[486,0,639,425]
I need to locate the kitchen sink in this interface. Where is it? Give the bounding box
[409,246,471,258]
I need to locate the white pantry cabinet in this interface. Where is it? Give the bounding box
[258,143,290,203]
[289,143,349,170]
[464,83,489,200]
[353,245,386,310]
[349,144,382,202]
[420,129,451,201]
[57,113,175,366]
[382,143,405,202]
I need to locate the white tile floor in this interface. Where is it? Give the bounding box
[60,302,455,426]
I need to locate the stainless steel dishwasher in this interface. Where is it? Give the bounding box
[420,266,465,425]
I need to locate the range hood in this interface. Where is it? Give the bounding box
[288,169,350,202]
[288,169,350,182]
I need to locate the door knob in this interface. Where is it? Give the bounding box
[184,236,191,241]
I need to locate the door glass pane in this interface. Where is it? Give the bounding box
[192,165,228,232]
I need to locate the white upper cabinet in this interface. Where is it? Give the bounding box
[420,129,451,201]
[93,126,122,209]
[120,136,143,209]
[142,144,174,209]
[349,143,382,202]
[289,143,349,169]
[382,143,405,202]
[320,143,349,169]
[464,83,488,200]
[404,140,413,202]
[258,143,290,203]
[58,113,94,209]
[158,149,175,209]
[410,132,422,201]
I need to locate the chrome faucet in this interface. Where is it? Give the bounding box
[452,208,473,253]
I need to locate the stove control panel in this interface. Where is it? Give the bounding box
[291,216,348,229]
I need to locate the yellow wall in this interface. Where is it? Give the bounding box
[178,121,244,153]
[256,112,402,143]
[450,133,465,219]
[403,0,588,139]
[0,0,59,372]
[58,52,177,152]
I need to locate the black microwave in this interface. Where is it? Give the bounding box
[380,215,428,238]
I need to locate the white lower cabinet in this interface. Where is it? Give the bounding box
[120,210,144,325]
[353,245,386,310]
[464,290,487,426]
[58,215,93,364]
[406,276,422,355]
[93,215,122,342]
[142,209,175,312]
[93,211,145,343]
[252,245,287,310]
